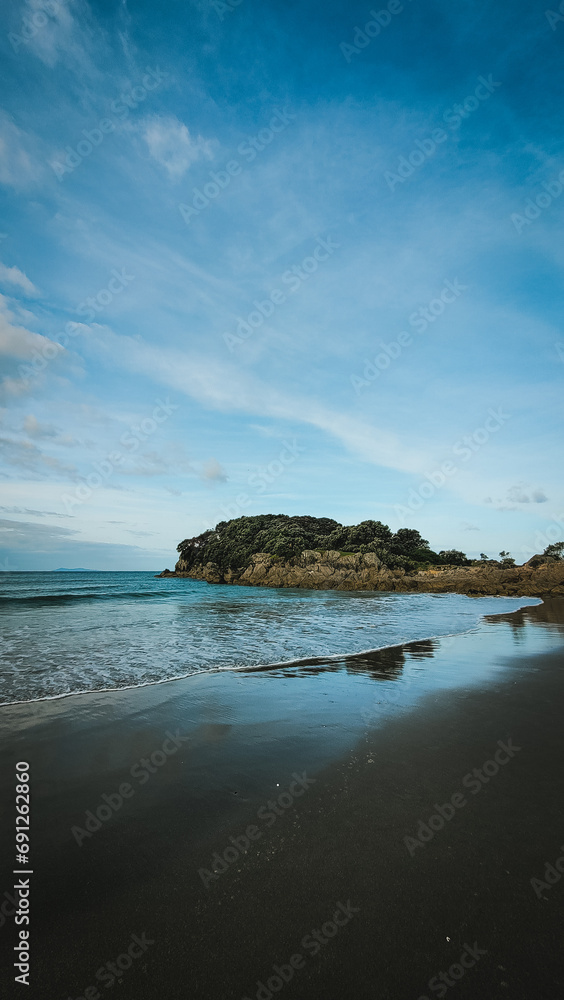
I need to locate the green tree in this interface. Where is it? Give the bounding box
[175,515,450,575]
[391,528,429,555]
[543,541,564,559]
[499,550,515,567]
[438,549,469,566]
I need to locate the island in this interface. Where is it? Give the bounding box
[158,514,564,597]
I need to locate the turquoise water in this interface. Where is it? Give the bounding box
[0,571,541,704]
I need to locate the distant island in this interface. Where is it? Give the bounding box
[52,568,92,572]
[158,515,564,597]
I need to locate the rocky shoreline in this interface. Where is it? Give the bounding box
[158,549,564,597]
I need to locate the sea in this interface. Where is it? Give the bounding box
[0,571,543,706]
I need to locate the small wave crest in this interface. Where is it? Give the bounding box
[0,590,165,607]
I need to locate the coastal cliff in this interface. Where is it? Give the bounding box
[159,549,564,597]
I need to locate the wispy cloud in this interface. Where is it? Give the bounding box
[85,324,431,476]
[0,504,70,519]
[0,111,42,189]
[201,458,228,482]
[0,516,79,549]
[0,436,76,477]
[142,116,214,178]
[15,0,100,74]
[0,296,57,361]
[507,485,548,504]
[0,0,562,565]
[0,263,39,297]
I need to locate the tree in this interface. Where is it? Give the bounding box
[173,515,463,575]
[391,528,429,555]
[499,550,515,567]
[438,549,469,566]
[543,541,564,559]
[479,553,489,561]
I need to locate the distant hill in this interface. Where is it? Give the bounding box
[52,568,92,572]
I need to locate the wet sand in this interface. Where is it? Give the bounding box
[1,599,564,999]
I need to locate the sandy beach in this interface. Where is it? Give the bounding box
[1,598,564,999]
[3,1,563,996]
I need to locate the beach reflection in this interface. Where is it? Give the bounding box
[260,599,564,716]
[484,597,564,634]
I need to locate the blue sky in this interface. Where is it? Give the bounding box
[0,0,563,570]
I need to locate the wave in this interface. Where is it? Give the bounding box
[0,596,543,708]
[0,590,167,607]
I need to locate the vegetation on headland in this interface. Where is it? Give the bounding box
[176,514,562,576]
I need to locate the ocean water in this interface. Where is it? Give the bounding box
[0,571,541,705]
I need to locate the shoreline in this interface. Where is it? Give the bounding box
[0,592,542,710]
[1,600,563,998]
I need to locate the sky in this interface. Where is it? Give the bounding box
[0,0,563,571]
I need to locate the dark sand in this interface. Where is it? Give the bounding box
[1,599,564,999]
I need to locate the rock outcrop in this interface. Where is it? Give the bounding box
[158,550,564,597]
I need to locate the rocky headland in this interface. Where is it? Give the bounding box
[158,549,564,597]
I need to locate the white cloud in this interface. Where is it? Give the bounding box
[0,297,59,361]
[0,436,76,477]
[0,504,70,518]
[0,263,39,297]
[24,415,52,438]
[0,112,42,190]
[85,325,432,477]
[142,116,213,178]
[0,377,35,398]
[507,484,548,504]
[0,517,79,550]
[119,444,194,478]
[201,459,228,482]
[18,0,97,73]
[23,415,60,439]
